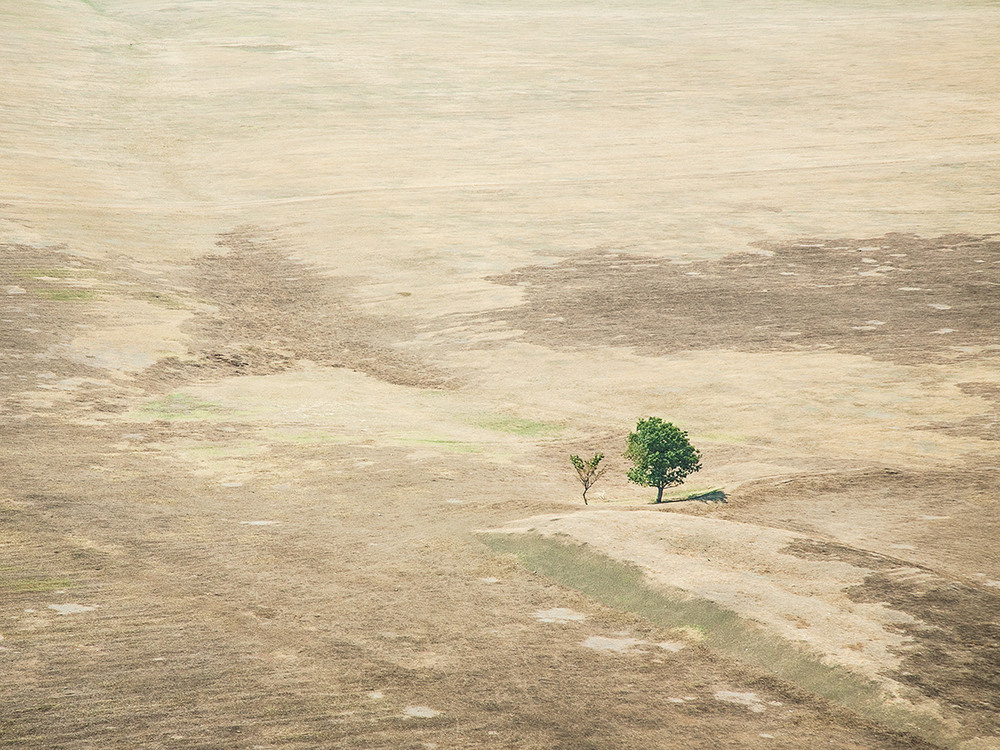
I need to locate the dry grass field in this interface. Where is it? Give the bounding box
[2,0,999,748]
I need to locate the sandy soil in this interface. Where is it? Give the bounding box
[2,0,999,748]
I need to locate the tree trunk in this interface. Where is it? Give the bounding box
[583,488,589,505]
[655,485,664,503]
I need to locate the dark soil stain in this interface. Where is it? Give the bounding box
[921,382,1000,442]
[1,230,452,426]
[486,232,1000,365]
[739,467,1000,505]
[782,537,1000,740]
[141,226,451,389]
[781,537,905,572]
[851,571,1000,739]
[726,466,1000,583]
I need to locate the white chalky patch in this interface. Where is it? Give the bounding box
[714,690,766,712]
[445,498,462,504]
[5,286,26,295]
[479,577,500,584]
[866,320,886,325]
[368,691,384,700]
[533,607,586,623]
[221,481,243,487]
[928,303,952,310]
[919,515,950,521]
[581,636,643,653]
[932,328,955,334]
[898,287,923,291]
[240,520,278,526]
[404,706,441,719]
[668,697,686,704]
[861,258,878,264]
[658,641,686,652]
[48,603,96,615]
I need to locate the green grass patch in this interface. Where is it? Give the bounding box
[34,289,99,302]
[394,437,482,453]
[264,430,354,445]
[472,413,563,438]
[134,393,230,421]
[481,532,953,746]
[3,577,73,593]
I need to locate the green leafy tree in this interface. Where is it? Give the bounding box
[624,418,702,503]
[569,453,607,505]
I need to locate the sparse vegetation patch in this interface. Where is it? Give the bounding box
[133,393,231,421]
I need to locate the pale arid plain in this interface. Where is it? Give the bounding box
[2,1,999,748]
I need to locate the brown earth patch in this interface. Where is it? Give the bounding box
[141,226,451,390]
[781,537,906,572]
[719,467,1000,740]
[782,537,1000,739]
[921,383,1000,442]
[485,233,1000,365]
[850,570,1000,739]
[720,467,1000,579]
[1,230,452,419]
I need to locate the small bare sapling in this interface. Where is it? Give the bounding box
[570,453,607,505]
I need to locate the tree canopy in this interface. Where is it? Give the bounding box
[624,417,702,503]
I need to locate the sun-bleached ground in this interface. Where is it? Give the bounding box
[2,0,999,747]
